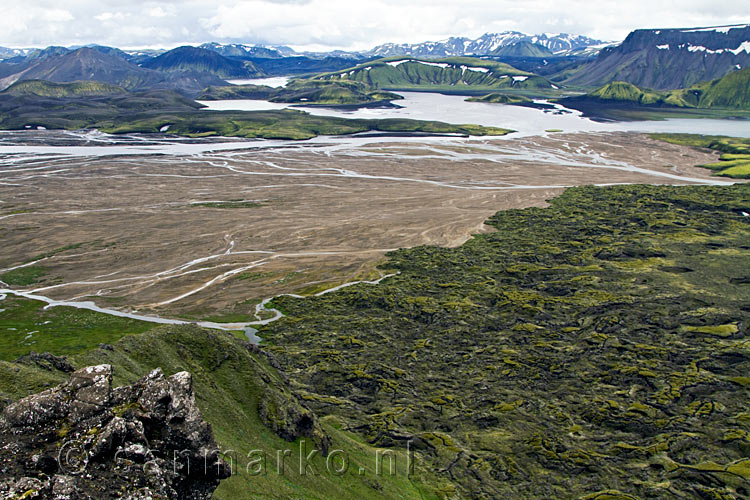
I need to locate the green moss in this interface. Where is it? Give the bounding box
[0,266,48,286]
[261,184,750,498]
[682,323,738,337]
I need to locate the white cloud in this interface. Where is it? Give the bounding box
[0,0,748,50]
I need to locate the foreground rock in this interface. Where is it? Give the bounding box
[0,365,229,499]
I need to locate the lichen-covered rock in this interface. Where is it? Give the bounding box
[0,365,229,499]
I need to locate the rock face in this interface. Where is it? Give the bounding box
[0,365,229,499]
[564,24,750,89]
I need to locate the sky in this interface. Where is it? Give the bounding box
[1,0,749,51]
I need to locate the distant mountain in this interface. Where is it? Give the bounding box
[199,43,283,59]
[141,46,264,79]
[0,47,32,60]
[122,48,167,65]
[84,45,133,61]
[562,24,750,89]
[366,32,609,58]
[316,57,556,90]
[0,48,226,96]
[491,41,554,58]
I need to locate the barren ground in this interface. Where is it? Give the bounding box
[0,131,728,321]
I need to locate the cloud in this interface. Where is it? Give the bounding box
[0,0,748,50]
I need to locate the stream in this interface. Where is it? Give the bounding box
[0,273,397,344]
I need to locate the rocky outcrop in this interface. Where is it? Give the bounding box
[0,365,229,499]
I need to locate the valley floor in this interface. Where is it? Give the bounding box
[0,131,731,324]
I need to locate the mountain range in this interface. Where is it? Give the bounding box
[0,23,748,100]
[562,24,750,89]
[0,48,225,96]
[365,32,611,58]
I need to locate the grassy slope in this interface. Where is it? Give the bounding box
[312,56,554,92]
[693,68,750,109]
[0,325,454,499]
[556,69,750,121]
[650,133,750,178]
[261,184,750,499]
[2,79,127,97]
[0,296,155,361]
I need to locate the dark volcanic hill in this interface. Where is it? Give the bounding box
[562,24,750,89]
[142,45,264,79]
[0,47,226,96]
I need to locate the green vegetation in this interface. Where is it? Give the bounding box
[559,69,750,120]
[198,84,278,100]
[2,80,127,98]
[649,133,750,178]
[313,56,555,92]
[0,296,154,360]
[465,93,532,104]
[0,266,48,286]
[0,325,455,499]
[23,242,86,264]
[0,85,512,140]
[201,80,404,107]
[260,184,750,499]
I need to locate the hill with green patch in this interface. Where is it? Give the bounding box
[199,79,403,107]
[557,69,750,120]
[1,79,127,98]
[314,57,556,91]
[464,93,532,104]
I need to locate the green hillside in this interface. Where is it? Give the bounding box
[0,324,453,499]
[199,80,403,107]
[1,79,127,98]
[581,69,750,110]
[556,69,750,121]
[268,80,403,106]
[691,67,750,109]
[314,57,555,91]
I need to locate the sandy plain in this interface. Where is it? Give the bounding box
[0,131,727,321]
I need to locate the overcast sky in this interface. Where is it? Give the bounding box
[2,0,749,51]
